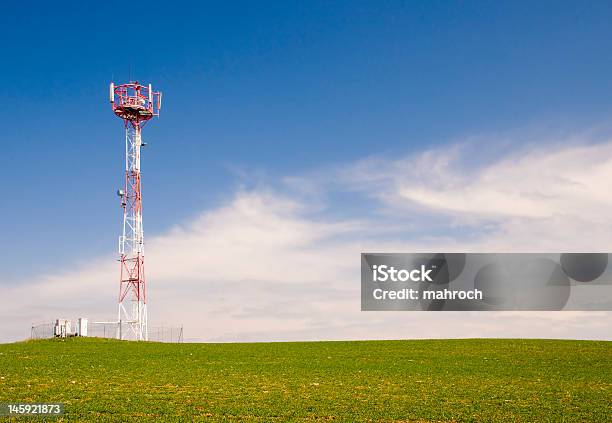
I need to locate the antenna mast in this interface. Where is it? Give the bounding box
[109,81,162,340]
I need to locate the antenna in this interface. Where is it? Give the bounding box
[108,81,162,341]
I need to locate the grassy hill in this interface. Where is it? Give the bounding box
[0,338,610,422]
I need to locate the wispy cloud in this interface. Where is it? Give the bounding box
[2,134,611,342]
[334,139,612,251]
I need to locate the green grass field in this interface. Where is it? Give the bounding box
[0,338,610,422]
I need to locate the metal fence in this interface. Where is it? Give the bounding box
[87,321,119,339]
[30,321,183,343]
[148,325,184,343]
[30,322,54,339]
[89,321,184,343]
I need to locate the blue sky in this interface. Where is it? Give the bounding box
[2,2,612,341]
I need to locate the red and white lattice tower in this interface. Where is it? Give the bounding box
[109,81,162,341]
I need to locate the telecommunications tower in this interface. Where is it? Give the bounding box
[109,81,162,341]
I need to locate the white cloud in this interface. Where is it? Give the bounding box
[338,140,612,251]
[396,143,612,221]
[2,136,611,343]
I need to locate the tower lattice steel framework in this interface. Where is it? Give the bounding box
[109,81,162,340]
